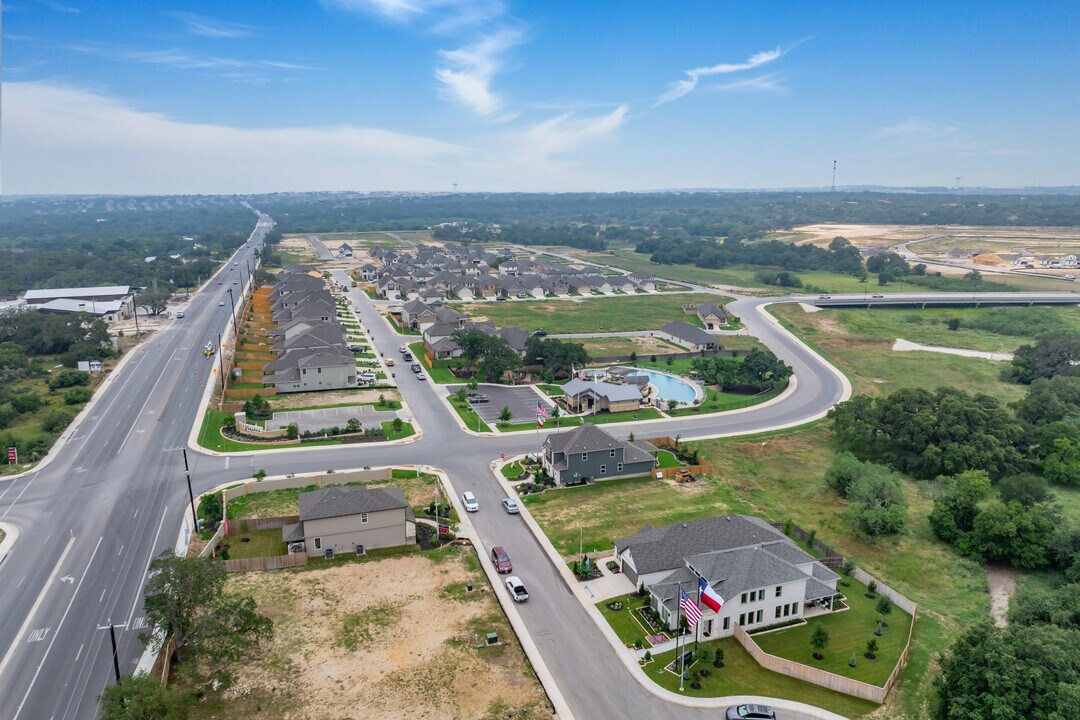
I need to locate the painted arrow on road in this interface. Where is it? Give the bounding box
[59,576,74,584]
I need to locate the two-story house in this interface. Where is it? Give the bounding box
[541,424,658,485]
[282,485,416,555]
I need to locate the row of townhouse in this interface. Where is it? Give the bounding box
[399,298,533,361]
[262,265,357,394]
[364,244,657,302]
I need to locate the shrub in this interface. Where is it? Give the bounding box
[868,579,878,596]
[286,424,299,440]
[11,392,42,415]
[40,408,76,434]
[64,387,93,405]
[47,369,90,390]
[198,492,223,520]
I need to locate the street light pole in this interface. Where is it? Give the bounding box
[109,622,121,685]
[226,288,238,337]
[132,292,140,337]
[217,333,226,395]
[186,472,198,530]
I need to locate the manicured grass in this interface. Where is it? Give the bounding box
[522,474,752,556]
[500,417,582,432]
[197,410,304,452]
[538,383,565,396]
[271,399,402,413]
[409,342,460,384]
[653,450,682,469]
[754,578,913,686]
[770,303,1032,401]
[501,461,525,479]
[648,638,877,717]
[584,407,663,424]
[227,471,441,519]
[460,293,729,333]
[448,396,493,433]
[384,313,421,335]
[669,386,783,417]
[381,420,415,440]
[596,594,661,647]
[220,528,287,560]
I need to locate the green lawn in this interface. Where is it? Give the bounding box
[653,450,682,469]
[384,314,421,335]
[522,474,752,556]
[220,528,287,560]
[227,471,441,520]
[754,578,913,687]
[584,407,663,424]
[648,638,878,718]
[538,383,565,396]
[409,342,460,383]
[381,420,415,440]
[596,594,665,647]
[460,293,729,333]
[669,385,784,417]
[500,417,583,432]
[447,395,493,433]
[270,399,402,413]
[501,461,526,479]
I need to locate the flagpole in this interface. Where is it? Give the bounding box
[695,574,702,653]
[676,582,685,692]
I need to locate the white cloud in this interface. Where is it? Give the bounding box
[2,82,466,194]
[518,105,629,168]
[706,73,786,94]
[60,42,312,79]
[36,0,80,13]
[168,12,256,39]
[656,48,784,105]
[435,29,522,118]
[321,0,505,29]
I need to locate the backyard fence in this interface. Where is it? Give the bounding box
[199,522,227,558]
[223,552,308,573]
[588,348,750,365]
[731,568,918,704]
[232,515,300,532]
[768,521,845,568]
[221,467,394,502]
[653,463,713,479]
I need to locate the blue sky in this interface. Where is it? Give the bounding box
[3,0,1078,194]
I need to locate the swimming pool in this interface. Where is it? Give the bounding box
[628,368,699,404]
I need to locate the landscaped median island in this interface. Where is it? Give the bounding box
[196,407,415,452]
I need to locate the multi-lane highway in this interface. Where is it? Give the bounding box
[2,213,1074,719]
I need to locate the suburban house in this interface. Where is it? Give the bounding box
[23,285,135,321]
[696,303,733,329]
[614,515,841,638]
[561,378,643,413]
[338,243,354,258]
[659,320,719,352]
[541,424,658,484]
[282,485,416,555]
[358,264,378,280]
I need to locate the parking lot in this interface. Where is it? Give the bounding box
[269,405,399,433]
[454,384,556,424]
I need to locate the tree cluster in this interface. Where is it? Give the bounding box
[523,337,589,378]
[824,453,907,536]
[1009,333,1080,385]
[690,348,792,391]
[450,329,521,382]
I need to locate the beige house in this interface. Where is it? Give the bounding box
[283,486,416,555]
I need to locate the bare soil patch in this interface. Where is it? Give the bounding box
[985,564,1016,628]
[266,388,402,409]
[190,550,551,720]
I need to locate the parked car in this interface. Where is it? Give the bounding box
[348,345,364,352]
[399,345,408,353]
[462,491,479,512]
[1067,274,1077,280]
[416,372,426,381]
[502,498,519,514]
[354,305,363,311]
[468,394,489,404]
[726,705,776,720]
[175,310,185,318]
[871,293,885,298]
[218,301,225,306]
[403,352,413,362]
[505,576,529,602]
[490,546,513,573]
[532,329,548,337]
[496,296,507,301]
[818,294,831,299]
[358,372,377,383]
[411,363,422,372]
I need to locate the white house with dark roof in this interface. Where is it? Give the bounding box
[338,243,354,258]
[561,378,643,413]
[541,424,657,484]
[658,320,719,351]
[614,515,841,638]
[282,485,415,555]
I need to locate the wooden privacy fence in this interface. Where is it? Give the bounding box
[232,515,300,532]
[654,463,712,479]
[223,552,308,573]
[221,467,394,502]
[199,523,227,558]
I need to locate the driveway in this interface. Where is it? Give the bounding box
[269,405,399,433]
[452,384,554,424]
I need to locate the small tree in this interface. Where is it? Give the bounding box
[499,405,513,424]
[198,492,222,521]
[392,417,404,434]
[876,596,893,625]
[841,559,856,577]
[947,318,962,331]
[629,351,638,363]
[650,354,657,363]
[378,393,387,406]
[286,423,299,440]
[99,674,190,720]
[806,528,817,549]
[346,417,361,432]
[868,579,878,597]
[253,468,267,481]
[866,638,879,657]
[665,356,674,366]
[628,431,635,442]
[666,398,678,413]
[810,624,830,659]
[455,387,467,403]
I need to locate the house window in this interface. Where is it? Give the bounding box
[739,613,745,625]
[581,452,588,461]
[776,586,783,598]
[758,589,766,601]
[361,513,368,524]
[792,602,799,615]
[723,617,730,631]
[610,449,616,458]
[313,537,322,550]
[599,465,607,474]
[617,463,623,472]
[775,606,782,619]
[740,593,747,604]
[756,609,763,623]
[783,604,790,617]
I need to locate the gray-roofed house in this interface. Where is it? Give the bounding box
[613,515,841,638]
[561,378,643,413]
[338,242,354,258]
[541,424,657,485]
[282,485,416,555]
[658,320,719,352]
[696,303,733,329]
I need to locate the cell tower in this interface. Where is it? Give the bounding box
[831,160,837,192]
[452,182,459,193]
[955,177,961,191]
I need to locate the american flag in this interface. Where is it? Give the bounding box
[680,588,702,626]
[536,412,545,427]
[537,401,548,418]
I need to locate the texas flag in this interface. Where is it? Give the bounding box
[699,576,725,612]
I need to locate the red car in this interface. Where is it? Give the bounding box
[491,546,513,574]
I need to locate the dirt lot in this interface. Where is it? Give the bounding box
[266,388,402,409]
[280,235,321,262]
[190,548,551,720]
[578,334,683,358]
[776,222,1080,250]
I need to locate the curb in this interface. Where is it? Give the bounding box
[0,522,20,567]
[488,457,849,720]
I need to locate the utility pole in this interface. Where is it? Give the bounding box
[217,332,226,395]
[226,288,238,337]
[132,292,141,337]
[831,160,837,193]
[96,621,125,686]
[186,472,198,529]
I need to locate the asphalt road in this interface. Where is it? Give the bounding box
[3,221,1070,719]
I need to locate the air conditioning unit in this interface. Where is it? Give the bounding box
[355,545,365,556]
[289,542,304,554]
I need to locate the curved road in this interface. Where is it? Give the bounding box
[1,214,1073,719]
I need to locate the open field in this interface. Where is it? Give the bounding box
[266,388,402,409]
[577,335,685,358]
[767,223,1080,249]
[461,293,722,333]
[186,547,551,720]
[767,303,1073,400]
[300,231,413,248]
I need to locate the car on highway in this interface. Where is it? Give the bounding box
[232,280,238,284]
[490,546,513,573]
[218,301,225,306]
[462,491,479,512]
[468,394,489,404]
[416,372,426,381]
[502,498,519,514]
[818,294,831,299]
[726,705,776,720]
[872,293,885,298]
[385,359,395,366]
[505,576,529,602]
[399,345,408,353]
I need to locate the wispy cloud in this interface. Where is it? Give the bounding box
[435,29,522,118]
[656,47,785,106]
[322,0,505,31]
[3,82,466,194]
[522,105,629,165]
[705,73,786,95]
[36,0,80,13]
[871,117,981,157]
[168,11,256,39]
[61,42,313,77]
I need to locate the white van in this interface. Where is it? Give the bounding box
[176,310,185,318]
[358,372,377,383]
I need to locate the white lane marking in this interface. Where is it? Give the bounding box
[74,644,84,663]
[0,536,76,681]
[116,367,172,454]
[99,587,106,603]
[16,575,25,589]
[129,617,147,631]
[14,535,104,720]
[27,628,50,643]
[132,508,138,520]
[117,545,124,557]
[125,507,167,628]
